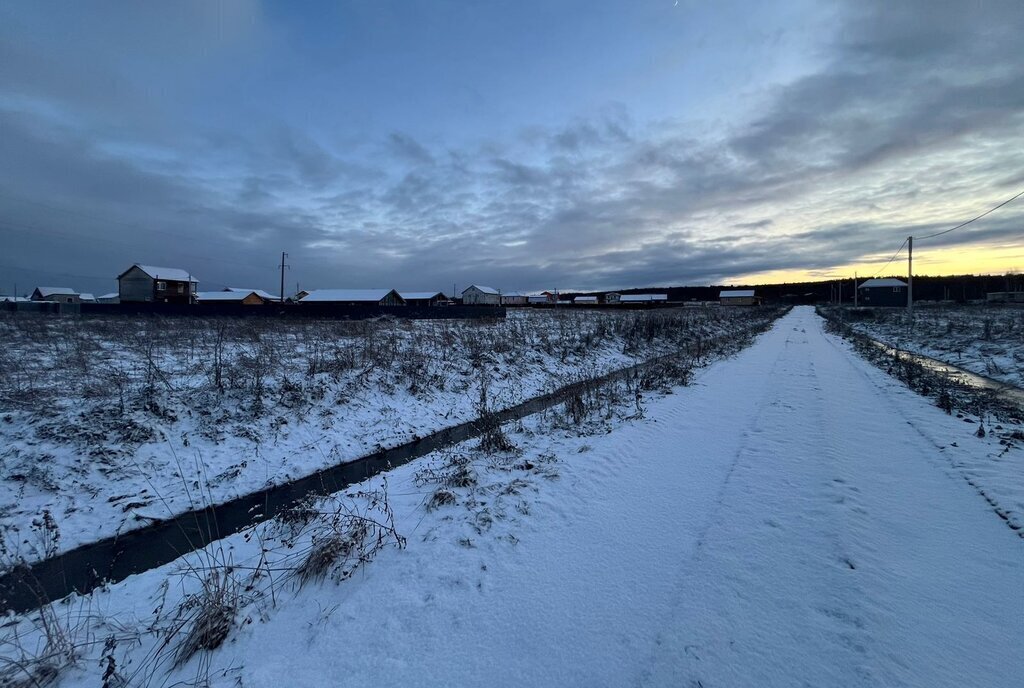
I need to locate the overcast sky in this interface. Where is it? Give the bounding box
[1,0,1023,296]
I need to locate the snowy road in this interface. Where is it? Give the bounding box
[231,306,1023,687]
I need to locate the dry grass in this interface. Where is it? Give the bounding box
[0,308,784,420]
[426,489,458,511]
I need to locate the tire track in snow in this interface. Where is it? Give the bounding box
[199,307,1021,688]
[804,328,904,687]
[807,309,1024,685]
[814,315,1024,536]
[636,317,886,687]
[636,308,1022,687]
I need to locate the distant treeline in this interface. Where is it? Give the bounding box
[563,273,1024,305]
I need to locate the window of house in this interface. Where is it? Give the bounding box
[893,287,902,292]
[177,284,184,294]
[156,281,166,290]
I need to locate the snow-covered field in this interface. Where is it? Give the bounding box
[832,304,1024,386]
[2,307,1021,688]
[0,307,778,562]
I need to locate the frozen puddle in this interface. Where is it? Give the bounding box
[864,337,1024,409]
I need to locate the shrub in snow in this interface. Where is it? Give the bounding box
[171,568,238,667]
[427,488,458,511]
[0,306,785,564]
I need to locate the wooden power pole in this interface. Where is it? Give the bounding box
[907,236,913,316]
[279,252,289,303]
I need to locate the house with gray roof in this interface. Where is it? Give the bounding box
[501,291,528,306]
[198,290,273,305]
[298,289,405,306]
[117,264,198,304]
[857,278,907,307]
[31,287,80,304]
[620,294,668,304]
[719,289,759,306]
[399,291,449,306]
[461,285,500,305]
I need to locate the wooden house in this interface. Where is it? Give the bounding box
[298,289,406,306]
[117,264,198,304]
[462,285,501,305]
[197,290,270,305]
[30,287,79,304]
[719,289,759,306]
[501,291,528,306]
[857,278,907,307]
[399,291,449,307]
[620,294,668,304]
[225,287,279,301]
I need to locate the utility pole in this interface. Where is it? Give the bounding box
[907,235,913,316]
[854,272,858,308]
[279,252,289,303]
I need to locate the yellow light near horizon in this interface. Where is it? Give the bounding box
[726,240,1024,286]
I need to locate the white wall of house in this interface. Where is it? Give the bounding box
[462,285,501,305]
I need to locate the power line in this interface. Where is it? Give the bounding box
[865,186,1024,281]
[914,187,1024,241]
[873,236,908,278]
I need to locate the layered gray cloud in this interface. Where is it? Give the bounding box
[0,0,1022,296]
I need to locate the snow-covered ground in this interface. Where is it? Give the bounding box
[833,304,1024,387]
[3,306,1021,688]
[0,307,777,561]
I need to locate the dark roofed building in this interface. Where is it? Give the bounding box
[118,264,198,304]
[399,291,448,306]
[857,278,907,307]
[719,289,759,306]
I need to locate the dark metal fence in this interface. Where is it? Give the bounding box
[2,301,505,320]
